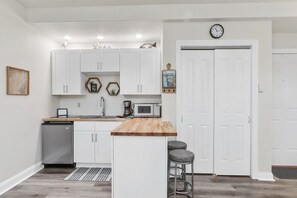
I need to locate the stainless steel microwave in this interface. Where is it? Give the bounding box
[133,103,161,117]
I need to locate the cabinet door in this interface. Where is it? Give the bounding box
[100,50,120,72]
[81,50,99,72]
[52,51,68,95]
[68,51,83,94]
[120,50,139,94]
[139,49,161,94]
[95,132,112,164]
[74,132,95,163]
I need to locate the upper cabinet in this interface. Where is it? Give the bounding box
[120,49,161,95]
[81,49,120,72]
[52,50,84,95]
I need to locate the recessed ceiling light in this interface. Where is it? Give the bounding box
[64,36,71,40]
[135,34,143,39]
[97,35,104,40]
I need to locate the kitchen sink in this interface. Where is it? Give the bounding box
[80,115,118,119]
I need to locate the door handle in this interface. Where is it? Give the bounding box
[248,116,252,124]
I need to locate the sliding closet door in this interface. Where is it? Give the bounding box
[214,49,251,176]
[180,50,214,173]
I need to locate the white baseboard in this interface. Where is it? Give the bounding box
[0,162,44,195]
[257,172,275,181]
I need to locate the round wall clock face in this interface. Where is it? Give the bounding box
[210,24,224,39]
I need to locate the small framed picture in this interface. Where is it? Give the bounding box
[162,63,176,93]
[90,83,98,93]
[57,108,68,118]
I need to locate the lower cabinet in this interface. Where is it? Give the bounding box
[74,131,95,163]
[74,121,122,165]
[95,132,112,164]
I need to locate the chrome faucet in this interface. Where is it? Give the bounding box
[100,97,105,116]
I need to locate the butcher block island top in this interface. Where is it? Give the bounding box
[111,118,176,136]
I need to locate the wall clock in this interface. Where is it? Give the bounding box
[210,24,224,39]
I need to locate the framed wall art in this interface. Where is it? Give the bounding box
[162,63,176,93]
[7,66,30,95]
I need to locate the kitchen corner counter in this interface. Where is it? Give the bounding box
[111,118,176,136]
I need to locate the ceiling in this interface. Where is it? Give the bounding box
[16,0,297,44]
[16,0,297,8]
[32,21,162,43]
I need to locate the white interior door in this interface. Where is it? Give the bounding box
[272,54,297,166]
[214,49,251,176]
[180,50,214,174]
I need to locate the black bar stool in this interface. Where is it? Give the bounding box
[168,149,195,198]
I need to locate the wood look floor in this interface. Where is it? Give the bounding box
[2,168,297,198]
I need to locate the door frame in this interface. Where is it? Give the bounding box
[176,40,259,179]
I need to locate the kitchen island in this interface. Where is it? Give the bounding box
[111,118,176,198]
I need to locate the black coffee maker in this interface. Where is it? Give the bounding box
[123,100,133,117]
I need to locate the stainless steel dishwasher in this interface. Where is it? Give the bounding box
[42,121,74,165]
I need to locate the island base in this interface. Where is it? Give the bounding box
[112,136,168,198]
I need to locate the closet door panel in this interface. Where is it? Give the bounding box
[180,50,214,173]
[214,49,251,176]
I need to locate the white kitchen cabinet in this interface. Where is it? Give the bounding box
[74,132,95,163]
[81,49,120,72]
[52,50,84,95]
[119,49,139,94]
[120,49,161,95]
[95,132,112,164]
[74,121,122,166]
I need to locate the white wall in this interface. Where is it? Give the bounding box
[273,33,297,49]
[59,74,161,116]
[0,0,59,182]
[162,21,273,173]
